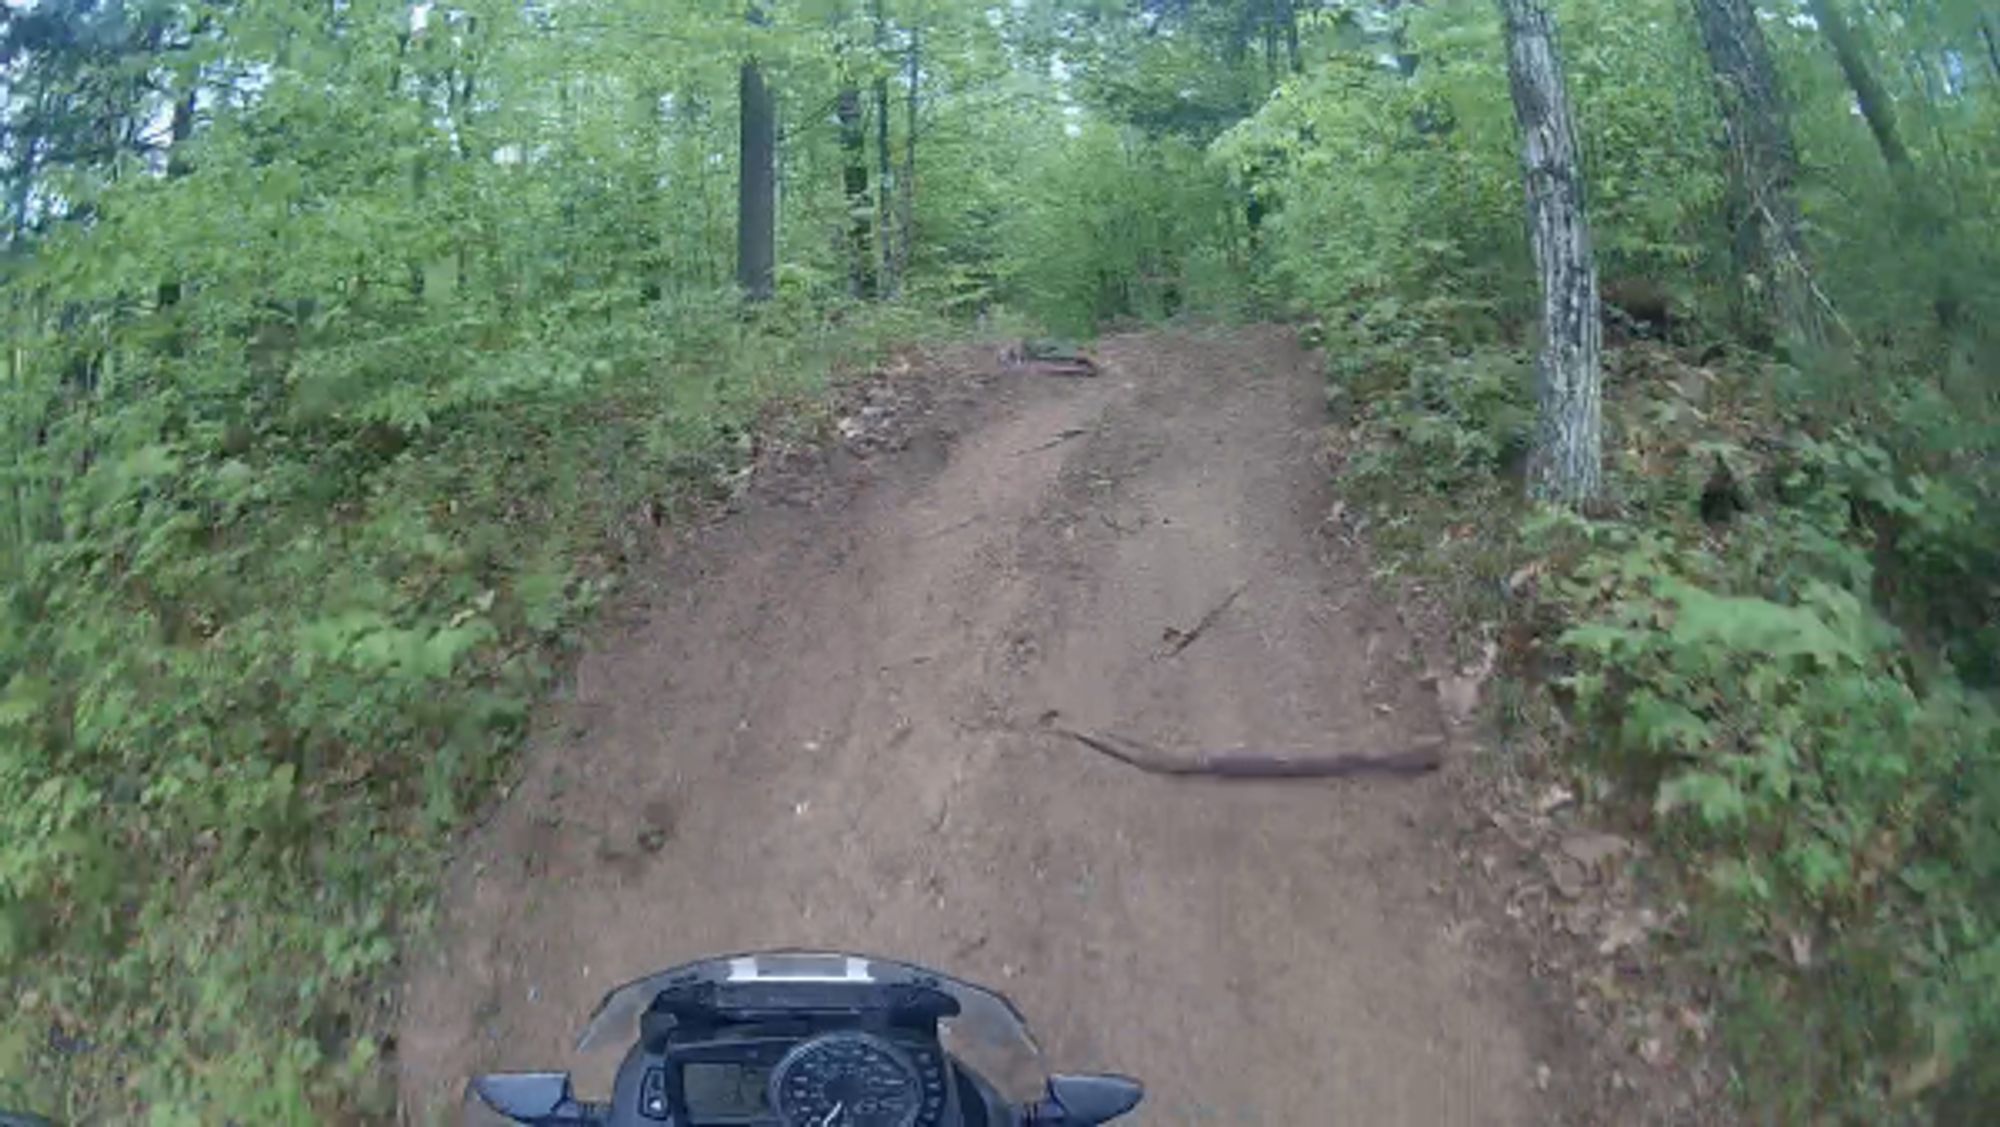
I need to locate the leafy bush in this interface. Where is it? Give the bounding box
[1548,486,2000,1115]
[0,284,932,1119]
[1344,340,1533,495]
[1224,0,2000,1113]
[1333,312,2000,1120]
[995,121,1238,336]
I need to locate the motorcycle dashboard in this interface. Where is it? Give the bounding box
[655,1029,946,1127]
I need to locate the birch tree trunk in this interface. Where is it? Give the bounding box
[738,57,777,302]
[1690,0,1825,348]
[1497,0,1603,506]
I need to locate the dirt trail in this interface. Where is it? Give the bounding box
[400,328,1554,1125]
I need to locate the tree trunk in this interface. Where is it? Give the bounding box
[1806,0,1909,169]
[1262,0,1280,79]
[1283,0,1303,74]
[896,25,920,284]
[872,0,896,295]
[1807,0,1966,327]
[738,57,777,302]
[152,73,201,312]
[165,81,197,169]
[875,73,895,295]
[1497,0,1603,506]
[1982,17,2000,85]
[838,85,874,298]
[1689,0,1823,348]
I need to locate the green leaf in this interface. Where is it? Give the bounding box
[1657,771,1748,826]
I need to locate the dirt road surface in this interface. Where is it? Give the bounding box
[399,328,1559,1125]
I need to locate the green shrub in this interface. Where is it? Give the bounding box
[1340,325,1533,497]
[1502,351,1999,1119]
[0,284,933,1119]
[1550,500,2000,1116]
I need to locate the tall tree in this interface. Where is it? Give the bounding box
[738,55,777,301]
[895,22,920,285]
[1690,0,1824,347]
[1806,0,1967,327]
[838,82,874,296]
[1806,0,1910,168]
[872,0,897,296]
[1497,0,1603,505]
[1282,0,1302,74]
[0,0,202,239]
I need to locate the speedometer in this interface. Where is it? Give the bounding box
[768,1032,923,1127]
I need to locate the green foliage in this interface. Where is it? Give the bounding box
[1211,0,1726,327]
[6,0,1997,1119]
[996,122,1238,335]
[0,272,928,1117]
[1551,493,2000,1116]
[1235,0,2000,1119]
[0,0,992,1116]
[1340,329,1533,495]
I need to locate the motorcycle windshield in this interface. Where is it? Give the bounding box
[574,951,1047,1102]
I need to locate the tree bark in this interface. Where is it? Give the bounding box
[156,77,199,309]
[838,84,874,297]
[875,73,895,295]
[895,24,920,285]
[1283,0,1303,74]
[1689,0,1823,347]
[738,57,777,302]
[872,0,897,297]
[1982,17,2000,85]
[1263,0,1280,79]
[1806,0,1909,169]
[1497,0,1603,506]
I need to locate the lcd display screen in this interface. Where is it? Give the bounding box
[682,1062,773,1118]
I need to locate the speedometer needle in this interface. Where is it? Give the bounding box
[814,1102,845,1127]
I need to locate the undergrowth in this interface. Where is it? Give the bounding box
[1331,319,2000,1121]
[0,289,953,1120]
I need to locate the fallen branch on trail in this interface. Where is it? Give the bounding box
[1044,726,1445,779]
[1000,339,1100,377]
[1013,427,1090,455]
[1157,582,1248,658]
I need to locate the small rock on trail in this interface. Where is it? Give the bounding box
[398,327,1570,1124]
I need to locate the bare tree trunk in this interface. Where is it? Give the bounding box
[875,74,894,295]
[1808,0,1966,328]
[738,57,776,302]
[871,0,897,297]
[1261,0,1280,80]
[838,84,874,298]
[1283,0,1302,74]
[1806,0,1909,168]
[895,25,920,285]
[1497,0,1603,506]
[444,15,480,161]
[154,79,200,310]
[1689,0,1824,348]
